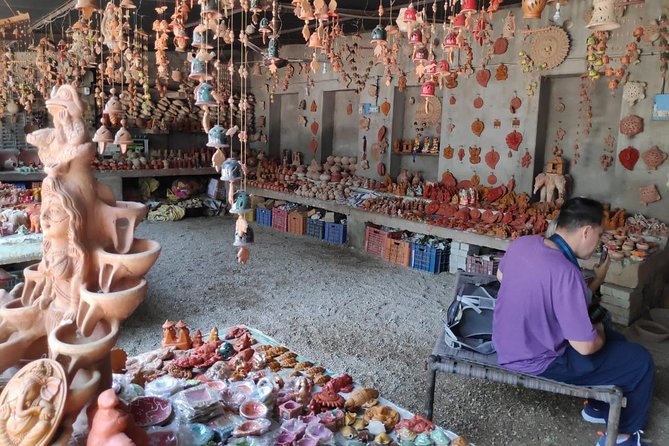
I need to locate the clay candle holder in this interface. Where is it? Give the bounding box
[279,400,304,420]
[304,423,334,444]
[96,239,161,293]
[240,400,269,419]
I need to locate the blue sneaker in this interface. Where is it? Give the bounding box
[582,401,608,424]
[595,431,647,446]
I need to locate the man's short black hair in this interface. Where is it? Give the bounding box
[556,197,604,231]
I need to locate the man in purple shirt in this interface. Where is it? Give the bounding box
[493,198,654,446]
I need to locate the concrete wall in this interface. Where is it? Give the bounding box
[248,1,669,221]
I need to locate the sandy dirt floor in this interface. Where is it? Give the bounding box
[118,216,669,446]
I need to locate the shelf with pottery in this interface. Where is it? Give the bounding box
[391,151,439,157]
[246,186,510,252]
[0,167,218,182]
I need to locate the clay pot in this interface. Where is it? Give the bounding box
[522,0,548,19]
[48,320,120,376]
[96,239,161,293]
[76,279,147,337]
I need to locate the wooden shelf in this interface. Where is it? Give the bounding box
[391,152,439,157]
[0,167,218,182]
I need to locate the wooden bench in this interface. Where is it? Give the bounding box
[424,272,626,446]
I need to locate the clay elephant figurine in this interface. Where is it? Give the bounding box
[534,172,570,206]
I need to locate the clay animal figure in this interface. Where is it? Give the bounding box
[533,172,569,206]
[87,389,148,446]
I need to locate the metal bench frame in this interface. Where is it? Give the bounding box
[424,339,626,446]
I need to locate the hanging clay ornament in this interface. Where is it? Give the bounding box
[639,185,661,206]
[299,115,308,127]
[510,95,522,113]
[443,145,454,159]
[487,172,498,185]
[377,162,386,176]
[447,119,455,134]
[476,68,491,88]
[495,64,508,81]
[641,146,667,170]
[556,126,566,141]
[378,126,387,141]
[346,102,353,115]
[555,98,565,112]
[310,121,319,135]
[619,115,643,138]
[310,100,318,112]
[449,95,456,105]
[471,119,485,137]
[494,119,501,129]
[521,149,532,168]
[493,37,509,55]
[310,138,318,154]
[485,147,500,169]
[458,146,466,161]
[506,130,522,152]
[469,146,481,164]
[299,99,307,110]
[473,95,484,109]
[380,100,391,117]
[618,146,640,171]
[360,117,370,130]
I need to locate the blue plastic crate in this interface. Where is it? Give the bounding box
[306,219,325,239]
[324,222,347,244]
[410,243,449,274]
[256,208,272,226]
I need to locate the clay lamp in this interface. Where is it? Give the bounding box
[370,24,387,46]
[189,57,213,81]
[403,3,417,23]
[114,119,133,154]
[421,81,436,97]
[409,28,423,45]
[206,124,227,148]
[93,118,114,154]
[230,190,252,214]
[220,158,243,182]
[240,400,267,420]
[451,13,466,29]
[461,0,477,15]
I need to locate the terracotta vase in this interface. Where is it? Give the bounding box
[522,0,548,19]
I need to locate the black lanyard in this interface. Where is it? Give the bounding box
[548,234,579,268]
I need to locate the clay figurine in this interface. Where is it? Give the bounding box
[87,389,148,446]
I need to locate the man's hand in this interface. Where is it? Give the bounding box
[589,255,611,292]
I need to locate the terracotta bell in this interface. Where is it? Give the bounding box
[409,28,423,45]
[206,124,227,148]
[412,46,428,62]
[230,190,252,214]
[201,0,222,19]
[75,0,97,16]
[443,31,458,48]
[586,0,620,31]
[119,0,136,9]
[249,0,263,13]
[268,38,280,61]
[234,225,254,247]
[461,0,477,15]
[259,18,271,34]
[403,3,417,22]
[220,159,243,182]
[114,119,133,154]
[451,13,466,29]
[189,57,213,81]
[194,82,217,107]
[192,26,213,49]
[103,90,123,116]
[307,32,323,49]
[439,59,450,73]
[421,81,436,97]
[93,119,114,154]
[370,24,387,46]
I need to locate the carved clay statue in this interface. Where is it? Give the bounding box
[0,85,161,445]
[533,172,569,206]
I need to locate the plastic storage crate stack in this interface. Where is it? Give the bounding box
[411,238,451,274]
[364,223,403,258]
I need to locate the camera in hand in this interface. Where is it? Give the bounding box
[588,303,607,324]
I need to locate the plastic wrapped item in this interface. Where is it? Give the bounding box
[145,375,183,398]
[112,373,145,404]
[220,379,256,412]
[172,385,225,423]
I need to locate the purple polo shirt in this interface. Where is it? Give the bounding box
[492,235,597,375]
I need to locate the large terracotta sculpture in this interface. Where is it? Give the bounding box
[533,156,569,206]
[0,85,160,445]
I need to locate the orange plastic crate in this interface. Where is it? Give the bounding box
[384,238,411,266]
[288,211,307,235]
[364,224,403,258]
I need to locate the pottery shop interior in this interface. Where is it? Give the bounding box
[1,0,669,445]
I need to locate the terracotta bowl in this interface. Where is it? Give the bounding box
[0,298,43,332]
[48,320,120,373]
[232,418,271,437]
[96,239,161,292]
[129,396,173,427]
[240,400,269,419]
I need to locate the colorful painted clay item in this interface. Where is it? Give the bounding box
[619,115,644,138]
[475,68,491,87]
[380,100,391,116]
[473,96,484,109]
[233,418,272,437]
[310,138,319,154]
[618,146,640,171]
[471,119,485,137]
[485,148,500,169]
[641,146,667,170]
[305,422,334,443]
[510,95,522,113]
[240,400,269,419]
[310,121,319,135]
[129,396,172,427]
[506,130,523,151]
[495,64,508,81]
[469,146,481,165]
[220,158,244,181]
[310,101,318,112]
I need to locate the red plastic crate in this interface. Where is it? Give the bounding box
[271,207,289,232]
[384,239,411,266]
[288,211,307,235]
[364,224,403,258]
[466,254,501,275]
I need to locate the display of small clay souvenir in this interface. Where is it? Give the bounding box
[641,146,667,170]
[493,37,509,55]
[476,68,491,88]
[345,388,379,412]
[471,119,485,137]
[619,115,643,138]
[495,64,508,81]
[639,184,661,205]
[129,396,172,427]
[299,115,308,127]
[469,146,481,164]
[485,148,500,169]
[618,146,640,171]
